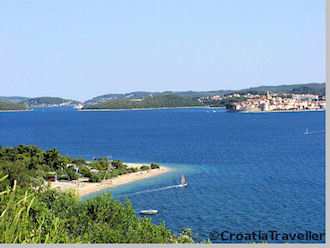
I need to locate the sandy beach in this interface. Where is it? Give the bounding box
[50,163,171,197]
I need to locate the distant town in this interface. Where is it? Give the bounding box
[200,91,326,112]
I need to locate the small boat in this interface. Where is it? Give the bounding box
[304,128,310,135]
[139,209,158,215]
[179,175,188,187]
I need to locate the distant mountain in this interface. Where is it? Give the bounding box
[0,96,29,103]
[85,82,324,106]
[85,90,232,105]
[84,92,156,105]
[83,94,203,109]
[236,83,325,96]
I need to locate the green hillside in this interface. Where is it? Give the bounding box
[0,101,27,111]
[237,83,325,96]
[83,94,203,109]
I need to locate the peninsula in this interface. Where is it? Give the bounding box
[51,163,170,196]
[0,145,170,197]
[0,145,191,243]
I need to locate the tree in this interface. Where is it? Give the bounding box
[79,166,92,178]
[43,149,65,171]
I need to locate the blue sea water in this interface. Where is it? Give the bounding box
[0,107,325,243]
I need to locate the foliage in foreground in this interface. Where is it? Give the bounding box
[0,177,192,243]
[0,145,193,243]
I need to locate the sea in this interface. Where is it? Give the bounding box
[0,107,325,243]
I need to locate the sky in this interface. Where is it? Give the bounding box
[0,0,325,101]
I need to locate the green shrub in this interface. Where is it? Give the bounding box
[79,166,92,178]
[140,165,150,171]
[57,174,69,181]
[150,163,160,169]
[65,168,79,180]
[89,174,102,183]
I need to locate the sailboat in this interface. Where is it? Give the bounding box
[139,209,158,215]
[179,175,188,187]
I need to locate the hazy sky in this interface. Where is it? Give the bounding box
[0,0,325,100]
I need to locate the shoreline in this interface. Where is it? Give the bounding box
[0,109,31,113]
[231,109,325,114]
[78,106,209,112]
[50,163,172,197]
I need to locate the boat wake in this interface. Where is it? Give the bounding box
[304,128,325,135]
[117,175,188,198]
[118,184,185,198]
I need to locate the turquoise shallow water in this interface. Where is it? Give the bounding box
[0,107,325,242]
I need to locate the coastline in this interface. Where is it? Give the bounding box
[78,106,209,112]
[232,109,325,114]
[50,163,172,197]
[0,109,31,113]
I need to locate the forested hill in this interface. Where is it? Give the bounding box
[83,94,204,109]
[84,90,231,105]
[236,83,325,96]
[0,100,27,111]
[85,82,325,106]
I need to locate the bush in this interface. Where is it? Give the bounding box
[140,165,150,171]
[79,166,92,178]
[65,168,79,180]
[150,163,160,169]
[111,160,127,170]
[58,174,69,181]
[127,167,138,173]
[89,174,102,183]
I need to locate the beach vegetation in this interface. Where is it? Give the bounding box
[88,173,102,183]
[0,145,155,186]
[140,165,150,171]
[151,163,160,169]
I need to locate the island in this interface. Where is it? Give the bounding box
[82,94,204,110]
